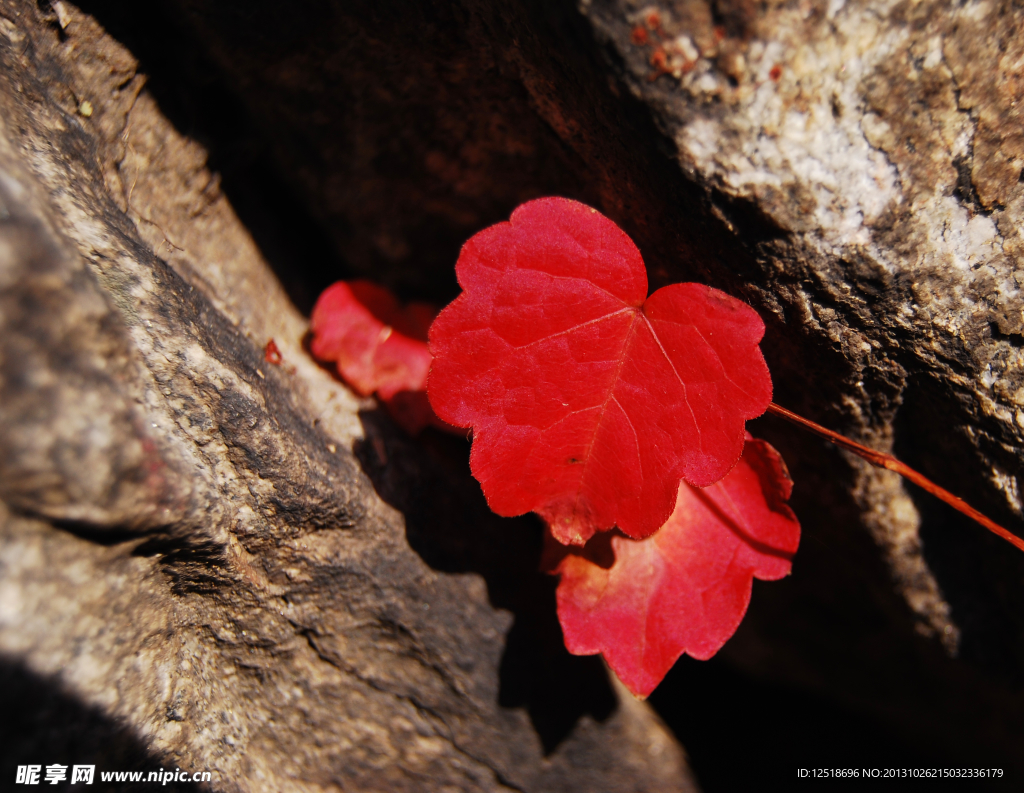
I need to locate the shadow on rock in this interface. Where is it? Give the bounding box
[354,408,615,754]
[0,658,199,792]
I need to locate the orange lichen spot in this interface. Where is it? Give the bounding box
[713,25,727,42]
[645,10,662,29]
[631,25,649,45]
[265,338,283,365]
[649,47,671,79]
[769,63,782,82]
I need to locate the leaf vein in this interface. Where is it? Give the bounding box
[508,307,633,352]
[689,324,759,402]
[610,395,641,475]
[640,314,703,454]
[570,313,641,532]
[513,266,637,305]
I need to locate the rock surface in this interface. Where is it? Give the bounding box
[3,0,1024,788]
[134,0,1024,779]
[0,2,695,790]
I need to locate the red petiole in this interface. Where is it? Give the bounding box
[767,402,1024,554]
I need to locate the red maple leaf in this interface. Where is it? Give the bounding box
[545,435,800,698]
[310,280,450,434]
[428,197,772,545]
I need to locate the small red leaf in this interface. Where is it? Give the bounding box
[428,198,772,544]
[310,280,449,435]
[311,280,434,398]
[548,435,800,698]
[264,338,283,365]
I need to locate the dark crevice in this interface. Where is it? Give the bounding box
[706,185,789,255]
[990,321,1024,348]
[892,378,1024,683]
[35,0,69,42]
[952,151,994,216]
[45,522,239,597]
[76,0,353,316]
[649,655,986,792]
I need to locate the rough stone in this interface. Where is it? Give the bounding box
[0,2,696,790]
[5,0,1024,786]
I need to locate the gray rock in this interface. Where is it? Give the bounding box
[0,2,695,790]
[4,0,1024,786]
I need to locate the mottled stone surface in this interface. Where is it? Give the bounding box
[581,0,1024,775]
[582,0,1024,637]
[106,0,1024,779]
[0,2,695,790]
[4,0,1024,787]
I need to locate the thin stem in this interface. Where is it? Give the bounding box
[766,402,1024,555]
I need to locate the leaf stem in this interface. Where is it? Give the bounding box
[766,402,1024,554]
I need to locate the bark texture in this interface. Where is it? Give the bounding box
[3,0,1024,789]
